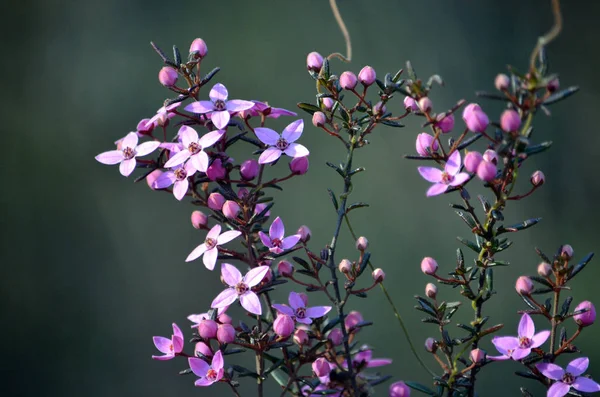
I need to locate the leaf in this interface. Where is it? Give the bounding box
[346,202,369,214]
[426,74,444,90]
[455,210,478,230]
[231,365,259,378]
[322,317,341,334]
[477,194,491,213]
[380,119,405,128]
[325,162,345,177]
[535,247,553,265]
[569,252,594,280]
[457,236,480,253]
[356,252,371,277]
[475,91,511,101]
[327,188,339,210]
[543,86,579,106]
[292,256,311,271]
[497,218,542,234]
[524,141,553,156]
[297,102,321,115]
[560,296,574,317]
[456,133,483,150]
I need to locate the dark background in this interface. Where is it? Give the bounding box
[3,1,600,396]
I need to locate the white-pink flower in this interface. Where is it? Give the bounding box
[163,126,225,172]
[152,323,184,361]
[189,350,224,387]
[259,216,301,254]
[145,102,181,128]
[272,291,331,324]
[184,83,254,129]
[211,263,270,315]
[254,119,309,164]
[186,225,242,270]
[152,161,197,201]
[95,132,160,177]
[417,150,469,197]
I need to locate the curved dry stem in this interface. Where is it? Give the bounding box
[529,0,563,72]
[328,0,352,62]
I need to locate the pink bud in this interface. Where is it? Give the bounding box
[218,313,232,324]
[425,337,436,353]
[312,111,327,127]
[207,192,225,210]
[358,65,376,86]
[415,133,439,157]
[470,348,486,363]
[146,169,163,190]
[404,96,419,111]
[482,149,498,165]
[240,159,259,180]
[500,109,521,132]
[339,259,352,274]
[273,314,295,338]
[356,236,368,251]
[537,262,552,277]
[222,200,241,219]
[547,77,560,93]
[574,301,596,327]
[464,151,483,173]
[290,156,309,175]
[207,159,226,181]
[344,311,363,332]
[194,341,213,357]
[418,97,432,112]
[293,328,309,346]
[561,244,574,259]
[238,188,249,199]
[421,257,438,275]
[312,358,331,377]
[137,118,155,135]
[189,38,208,58]
[322,97,335,110]
[373,101,387,115]
[372,268,385,283]
[462,103,489,133]
[277,260,294,277]
[328,328,343,346]
[389,381,411,397]
[425,283,437,299]
[158,67,178,87]
[339,71,358,90]
[435,113,455,133]
[297,293,309,307]
[198,319,218,339]
[217,324,236,344]
[191,210,208,229]
[306,51,324,72]
[297,225,311,243]
[477,160,496,182]
[495,74,510,91]
[515,276,534,295]
[531,170,545,187]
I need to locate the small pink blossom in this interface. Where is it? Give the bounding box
[255,119,309,164]
[417,150,469,197]
[345,345,392,370]
[490,313,550,361]
[238,100,297,119]
[184,83,254,129]
[211,263,270,315]
[152,323,184,360]
[186,225,242,270]
[145,102,181,128]
[96,132,160,177]
[536,357,600,397]
[188,350,224,387]
[272,291,331,325]
[259,217,301,254]
[152,161,197,201]
[164,126,225,172]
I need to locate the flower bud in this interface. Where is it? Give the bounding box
[290,156,309,175]
[500,109,521,132]
[421,257,438,275]
[218,313,232,324]
[339,259,352,274]
[462,103,489,133]
[158,67,178,87]
[515,276,534,295]
[322,97,335,110]
[464,151,483,173]
[207,159,226,181]
[217,324,236,344]
[531,170,545,187]
[277,260,294,277]
[345,311,363,332]
[146,169,163,190]
[372,268,385,283]
[470,348,486,363]
[312,358,331,377]
[389,381,411,397]
[339,71,358,90]
[435,113,455,133]
[561,244,574,259]
[222,200,240,219]
[189,38,208,59]
[537,262,552,277]
[482,149,498,165]
[356,236,369,251]
[312,111,327,127]
[418,97,432,112]
[328,328,343,346]
[306,51,324,72]
[358,65,376,86]
[425,337,436,353]
[574,301,596,327]
[194,341,213,357]
[293,328,309,345]
[373,101,386,115]
[495,73,510,91]
[273,314,295,338]
[477,160,496,182]
[137,118,155,135]
[207,192,225,210]
[403,96,419,111]
[547,77,559,92]
[240,159,259,181]
[415,133,439,156]
[191,210,208,229]
[425,283,437,299]
[198,319,218,339]
[297,225,311,243]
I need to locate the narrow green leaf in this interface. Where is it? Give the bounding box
[327,188,339,210]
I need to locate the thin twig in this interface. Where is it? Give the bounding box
[328,0,352,62]
[529,0,563,72]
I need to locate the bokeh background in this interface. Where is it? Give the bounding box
[3,0,600,396]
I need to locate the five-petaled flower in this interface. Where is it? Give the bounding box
[211,263,270,315]
[184,83,254,129]
[536,357,600,397]
[95,132,160,177]
[272,291,331,324]
[152,323,184,360]
[152,161,197,201]
[259,216,301,254]
[254,119,309,164]
[188,350,225,387]
[417,150,469,197]
[490,313,550,360]
[163,126,225,172]
[186,224,242,270]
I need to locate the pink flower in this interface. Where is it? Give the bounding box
[152,161,197,201]
[536,357,600,397]
[255,119,309,164]
[417,150,469,197]
[188,350,225,387]
[145,102,181,128]
[490,313,550,360]
[164,126,225,172]
[415,133,439,157]
[211,263,270,315]
[345,345,392,370]
[238,100,297,119]
[96,132,160,177]
[272,291,331,325]
[259,217,301,254]
[184,83,254,129]
[152,323,184,360]
[186,225,242,270]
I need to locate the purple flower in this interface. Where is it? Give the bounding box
[254,119,309,164]
[211,263,270,315]
[344,345,392,370]
[259,217,301,254]
[186,224,242,270]
[536,357,600,397]
[238,100,297,119]
[272,291,332,325]
[490,313,550,361]
[163,126,225,172]
[145,102,181,128]
[188,350,224,387]
[96,132,160,177]
[152,323,184,360]
[152,161,197,201]
[417,150,469,197]
[184,83,254,129]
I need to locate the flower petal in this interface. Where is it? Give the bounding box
[172,323,183,340]
[531,330,550,348]
[119,158,136,177]
[284,143,309,158]
[188,357,210,377]
[211,110,230,129]
[567,357,589,377]
[281,235,300,250]
[281,119,304,143]
[206,225,222,240]
[211,288,238,309]
[179,126,199,147]
[259,147,283,164]
[492,336,518,354]
[573,377,600,393]
[95,150,123,165]
[288,291,305,310]
[184,100,214,114]
[272,304,294,316]
[254,127,280,146]
[518,313,535,339]
[536,363,565,381]
[135,141,160,157]
[511,347,531,360]
[210,83,228,102]
[269,217,285,240]
[173,179,189,201]
[172,335,184,353]
[190,151,209,173]
[226,99,255,112]
[194,377,216,387]
[426,183,448,197]
[258,231,272,248]
[164,150,191,168]
[547,381,570,397]
[153,172,176,189]
[418,167,443,183]
[151,353,174,361]
[202,247,218,270]
[186,243,208,262]
[240,291,262,315]
[306,306,332,319]
[445,150,462,175]
[449,172,470,187]
[367,358,393,368]
[212,350,224,370]
[296,317,312,325]
[122,132,139,149]
[221,263,243,286]
[199,129,226,149]
[217,230,242,245]
[153,336,173,354]
[244,266,270,287]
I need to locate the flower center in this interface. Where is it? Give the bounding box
[169,343,173,352]
[518,336,531,348]
[206,368,218,381]
[235,282,249,295]
[122,147,135,160]
[205,237,217,249]
[276,137,289,150]
[562,372,575,385]
[271,238,282,248]
[441,171,453,184]
[174,168,188,181]
[295,307,306,319]
[214,100,226,111]
[188,142,201,154]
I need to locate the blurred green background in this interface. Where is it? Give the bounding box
[3,0,600,396]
